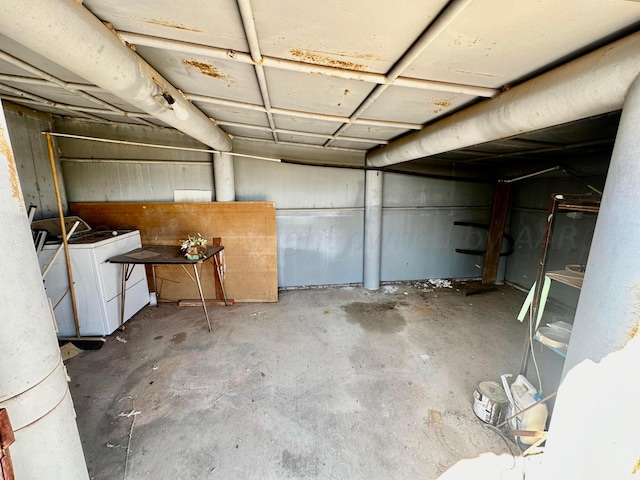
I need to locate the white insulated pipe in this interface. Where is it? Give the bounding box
[0,0,232,152]
[213,152,236,202]
[363,170,384,290]
[367,31,640,167]
[0,102,88,478]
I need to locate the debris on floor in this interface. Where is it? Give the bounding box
[60,342,83,361]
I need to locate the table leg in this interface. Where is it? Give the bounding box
[151,264,158,307]
[193,263,212,332]
[119,263,127,330]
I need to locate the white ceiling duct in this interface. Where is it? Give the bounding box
[367,31,640,168]
[0,0,232,152]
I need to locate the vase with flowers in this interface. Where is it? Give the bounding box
[180,233,208,260]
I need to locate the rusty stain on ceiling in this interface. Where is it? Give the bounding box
[144,18,202,32]
[290,49,366,71]
[182,59,234,82]
[433,99,453,108]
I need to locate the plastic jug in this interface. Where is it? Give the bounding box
[506,375,548,445]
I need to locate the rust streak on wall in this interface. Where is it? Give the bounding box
[0,124,22,205]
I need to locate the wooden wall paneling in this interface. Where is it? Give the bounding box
[70,202,278,302]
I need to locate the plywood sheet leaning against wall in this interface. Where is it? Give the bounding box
[70,202,278,302]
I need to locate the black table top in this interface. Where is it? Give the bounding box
[108,245,224,264]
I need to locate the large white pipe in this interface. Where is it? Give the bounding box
[367,31,640,167]
[0,0,232,152]
[213,152,236,202]
[363,170,383,290]
[542,74,640,480]
[0,101,88,478]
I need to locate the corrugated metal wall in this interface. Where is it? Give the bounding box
[55,119,214,202]
[4,107,66,220]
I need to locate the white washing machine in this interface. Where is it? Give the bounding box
[38,230,149,336]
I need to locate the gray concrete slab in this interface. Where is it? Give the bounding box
[65,282,552,479]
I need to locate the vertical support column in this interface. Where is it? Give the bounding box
[0,102,89,478]
[562,74,640,376]
[363,170,383,290]
[482,181,511,285]
[213,151,235,202]
[543,77,640,477]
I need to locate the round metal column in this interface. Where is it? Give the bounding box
[563,74,640,376]
[213,151,236,202]
[363,170,383,290]
[0,103,89,479]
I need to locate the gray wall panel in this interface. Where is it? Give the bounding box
[381,207,492,281]
[383,172,494,207]
[505,207,597,306]
[235,157,364,209]
[505,176,604,307]
[277,209,364,287]
[43,119,505,288]
[61,160,213,202]
[5,107,65,220]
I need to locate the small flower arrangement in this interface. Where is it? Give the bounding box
[180,233,208,260]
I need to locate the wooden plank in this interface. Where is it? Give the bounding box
[70,202,278,302]
[482,182,511,285]
[0,409,15,450]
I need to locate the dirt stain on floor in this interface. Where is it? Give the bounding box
[341,301,405,333]
[171,332,187,344]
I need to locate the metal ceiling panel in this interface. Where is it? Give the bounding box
[273,114,342,135]
[0,57,39,77]
[406,0,640,88]
[82,0,249,51]
[225,127,273,140]
[196,103,270,128]
[361,85,476,124]
[330,139,381,150]
[517,113,622,144]
[135,45,263,105]
[265,68,375,116]
[275,133,327,146]
[0,33,89,83]
[252,0,450,75]
[340,123,411,142]
[0,82,104,109]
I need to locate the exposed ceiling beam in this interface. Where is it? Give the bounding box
[367,31,640,167]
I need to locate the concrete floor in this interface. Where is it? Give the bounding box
[65,282,563,480]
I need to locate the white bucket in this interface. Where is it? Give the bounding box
[473,381,509,425]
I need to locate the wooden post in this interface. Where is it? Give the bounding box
[212,237,223,300]
[46,132,81,336]
[482,181,511,285]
